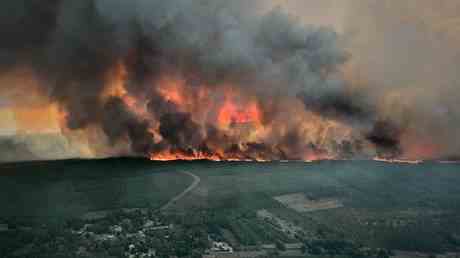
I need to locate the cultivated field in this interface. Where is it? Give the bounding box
[273,193,343,213]
[179,160,460,253]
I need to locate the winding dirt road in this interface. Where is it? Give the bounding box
[160,171,201,211]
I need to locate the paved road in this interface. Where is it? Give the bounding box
[160,171,201,211]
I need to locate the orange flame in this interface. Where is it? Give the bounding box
[216,88,262,128]
[218,99,261,126]
[156,78,186,105]
[150,150,223,161]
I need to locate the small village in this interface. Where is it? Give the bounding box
[1,205,398,258]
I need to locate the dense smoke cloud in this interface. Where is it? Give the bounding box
[344,0,460,159]
[102,97,154,154]
[269,0,460,159]
[1,0,458,161]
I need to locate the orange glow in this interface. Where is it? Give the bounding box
[157,79,185,105]
[145,81,359,161]
[150,150,223,161]
[218,99,261,126]
[149,149,271,162]
[155,76,213,121]
[303,152,334,162]
[402,141,439,160]
[103,61,149,118]
[13,104,62,134]
[398,130,440,160]
[103,61,129,99]
[3,65,436,162]
[217,88,262,128]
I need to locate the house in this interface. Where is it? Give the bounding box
[284,243,303,250]
[261,244,276,250]
[211,241,234,253]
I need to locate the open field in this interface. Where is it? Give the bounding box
[273,193,343,213]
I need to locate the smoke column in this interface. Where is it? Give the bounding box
[0,0,459,161]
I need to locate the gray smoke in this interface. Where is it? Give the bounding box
[344,0,460,158]
[0,0,386,159]
[268,0,460,159]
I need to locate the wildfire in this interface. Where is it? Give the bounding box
[156,77,186,105]
[303,152,334,162]
[400,132,440,160]
[140,76,365,162]
[150,150,223,161]
[8,62,432,163]
[149,149,271,162]
[104,61,149,118]
[217,98,262,127]
[103,61,129,99]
